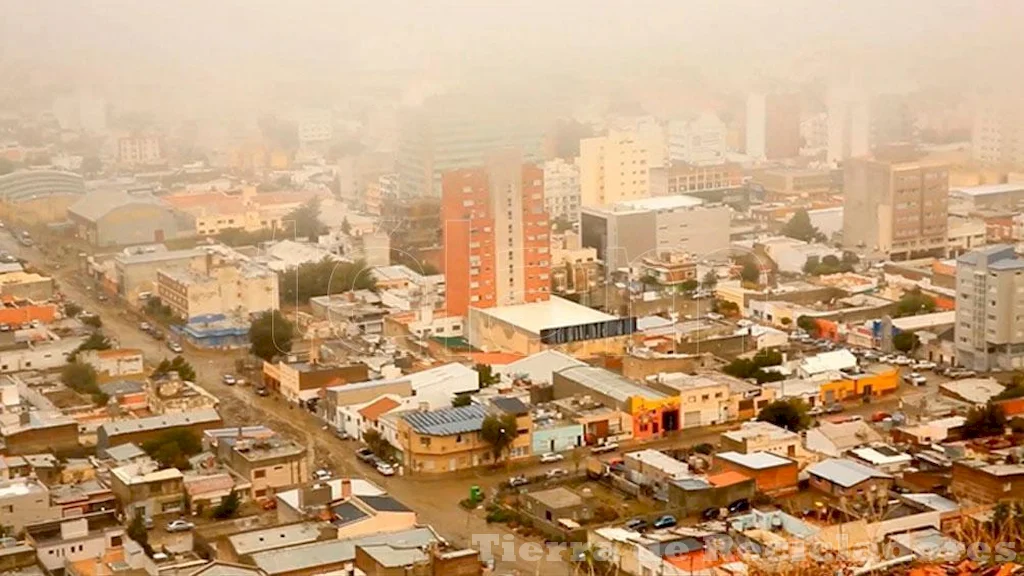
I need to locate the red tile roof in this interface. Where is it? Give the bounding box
[358,397,401,421]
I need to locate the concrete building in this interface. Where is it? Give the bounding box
[109,462,185,519]
[950,460,1024,505]
[0,477,60,533]
[217,436,308,500]
[96,408,223,451]
[653,162,745,204]
[0,170,86,224]
[441,151,550,317]
[804,420,882,458]
[0,271,54,301]
[668,112,729,165]
[297,109,333,145]
[973,94,1024,167]
[543,158,581,223]
[955,245,1024,371]
[396,95,545,198]
[754,168,835,201]
[581,195,731,271]
[842,152,949,260]
[579,128,666,207]
[25,512,125,574]
[262,360,369,403]
[79,349,145,381]
[806,458,893,498]
[398,404,492,474]
[720,421,800,457]
[113,247,209,303]
[715,451,798,496]
[745,93,801,160]
[117,134,162,165]
[157,261,278,322]
[68,189,195,247]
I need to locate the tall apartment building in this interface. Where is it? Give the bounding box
[117,135,162,165]
[955,245,1024,372]
[297,109,333,145]
[745,93,801,160]
[828,91,915,165]
[397,96,545,197]
[650,162,746,205]
[542,158,581,223]
[973,95,1024,167]
[668,112,729,164]
[580,195,731,271]
[842,152,949,260]
[579,128,666,207]
[441,151,550,317]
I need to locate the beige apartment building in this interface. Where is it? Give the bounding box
[955,244,1024,372]
[579,128,666,207]
[218,437,308,500]
[843,152,949,260]
[720,421,801,457]
[157,262,278,321]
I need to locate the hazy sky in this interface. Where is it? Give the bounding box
[2,0,1021,111]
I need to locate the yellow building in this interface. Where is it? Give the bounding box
[157,262,279,321]
[818,366,899,404]
[398,404,494,474]
[579,128,666,207]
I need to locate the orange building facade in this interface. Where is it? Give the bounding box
[442,152,550,317]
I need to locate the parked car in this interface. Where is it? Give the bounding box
[165,519,195,532]
[539,452,564,463]
[871,411,891,423]
[893,355,913,366]
[903,372,927,386]
[139,322,151,331]
[727,498,751,514]
[151,330,165,340]
[808,405,825,416]
[313,469,332,481]
[624,518,648,532]
[355,448,376,463]
[701,507,722,521]
[591,442,619,454]
[545,468,568,479]
[334,428,349,440]
[255,386,269,397]
[913,360,937,371]
[947,368,977,379]
[653,515,677,529]
[825,403,845,414]
[508,475,530,488]
[376,462,396,476]
[222,374,236,385]
[167,342,183,354]
[261,499,278,510]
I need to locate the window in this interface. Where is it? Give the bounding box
[253,470,266,479]
[420,437,431,446]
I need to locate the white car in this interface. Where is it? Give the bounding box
[313,469,332,481]
[539,452,564,463]
[545,468,568,479]
[168,342,183,354]
[376,462,396,476]
[903,372,928,386]
[893,356,913,366]
[913,361,937,371]
[165,519,195,532]
[222,374,236,385]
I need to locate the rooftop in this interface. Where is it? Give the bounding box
[557,365,667,404]
[250,527,438,575]
[799,349,857,376]
[806,458,892,488]
[722,421,800,444]
[472,295,618,335]
[100,408,221,438]
[849,446,913,466]
[952,183,1024,197]
[402,404,490,436]
[625,449,690,479]
[610,194,704,212]
[527,486,583,510]
[228,522,324,556]
[716,451,793,470]
[939,378,1005,405]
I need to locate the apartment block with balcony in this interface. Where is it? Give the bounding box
[157,262,278,322]
[843,151,949,260]
[579,128,666,207]
[543,158,581,223]
[955,244,1024,371]
[109,461,185,519]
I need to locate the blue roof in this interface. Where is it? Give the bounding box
[402,404,490,436]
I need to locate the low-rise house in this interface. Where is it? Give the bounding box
[806,458,893,498]
[96,409,222,450]
[667,471,755,516]
[522,487,589,526]
[530,409,583,455]
[645,372,731,428]
[97,380,148,411]
[888,528,965,562]
[224,522,335,564]
[848,445,913,474]
[217,435,308,500]
[79,349,145,381]
[553,366,679,442]
[891,416,965,445]
[353,544,481,576]
[950,460,1024,505]
[804,420,882,458]
[0,477,61,533]
[108,461,185,519]
[49,479,117,518]
[720,421,800,457]
[262,359,369,403]
[0,411,79,455]
[249,527,440,576]
[818,365,900,403]
[714,451,798,495]
[490,396,532,460]
[398,404,493,473]
[798,350,857,379]
[24,512,125,574]
[274,478,385,523]
[623,449,691,497]
[147,377,220,414]
[939,378,1005,406]
[183,472,244,511]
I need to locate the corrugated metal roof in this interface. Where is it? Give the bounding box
[556,366,666,404]
[402,404,490,436]
[716,451,792,470]
[806,458,892,488]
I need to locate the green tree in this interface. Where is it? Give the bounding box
[249,310,295,362]
[127,509,152,555]
[141,430,202,469]
[452,394,473,407]
[282,197,325,239]
[61,362,107,405]
[362,429,395,462]
[680,279,699,293]
[797,315,819,336]
[82,315,103,329]
[152,356,196,382]
[474,363,500,388]
[780,317,792,326]
[781,209,823,242]
[213,490,241,519]
[893,332,920,353]
[962,403,1007,439]
[278,258,376,305]
[896,289,936,317]
[701,271,718,291]
[69,332,113,361]
[340,217,352,236]
[757,399,812,432]
[64,302,82,318]
[740,260,761,284]
[480,413,519,463]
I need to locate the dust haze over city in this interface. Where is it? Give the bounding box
[4,2,1024,576]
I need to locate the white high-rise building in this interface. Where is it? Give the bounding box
[579,128,666,207]
[668,112,728,164]
[955,245,1024,371]
[973,95,1024,167]
[745,94,767,160]
[543,158,581,223]
[297,109,333,145]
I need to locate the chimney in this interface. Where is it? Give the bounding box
[19,411,30,426]
[340,479,352,500]
[309,337,319,365]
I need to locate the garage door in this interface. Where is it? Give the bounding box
[683,411,701,428]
